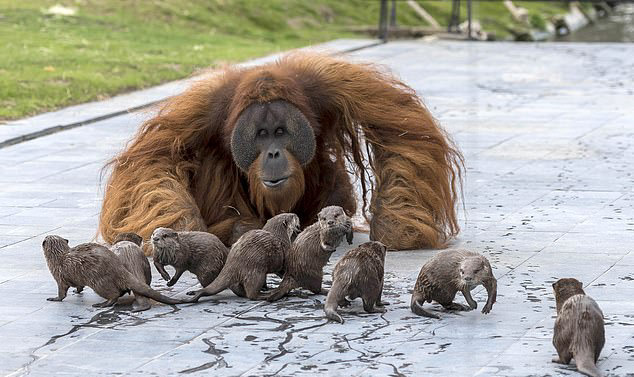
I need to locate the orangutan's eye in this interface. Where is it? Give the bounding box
[258,129,268,137]
[275,127,284,136]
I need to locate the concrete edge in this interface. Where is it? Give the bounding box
[0,38,382,149]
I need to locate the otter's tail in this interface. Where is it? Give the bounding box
[127,273,184,305]
[324,279,345,324]
[185,267,233,303]
[576,350,602,377]
[574,309,604,377]
[410,291,440,319]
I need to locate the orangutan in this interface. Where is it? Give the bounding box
[99,52,463,251]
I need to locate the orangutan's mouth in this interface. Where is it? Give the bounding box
[263,177,288,188]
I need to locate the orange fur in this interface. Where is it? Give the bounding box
[99,53,463,251]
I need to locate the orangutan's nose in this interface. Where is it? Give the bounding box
[268,149,281,159]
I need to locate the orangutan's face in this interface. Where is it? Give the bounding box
[231,100,315,190]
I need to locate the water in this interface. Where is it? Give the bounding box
[558,4,634,42]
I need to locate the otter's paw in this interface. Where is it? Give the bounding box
[47,297,63,301]
[326,312,344,324]
[444,302,472,311]
[131,300,152,312]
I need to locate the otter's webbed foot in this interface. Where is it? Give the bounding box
[443,302,472,311]
[326,311,344,324]
[92,298,117,308]
[551,357,570,365]
[47,296,64,302]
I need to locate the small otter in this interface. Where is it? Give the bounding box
[110,233,153,312]
[186,213,300,302]
[265,206,353,302]
[410,249,496,319]
[552,278,605,377]
[43,235,183,308]
[150,228,229,288]
[324,241,387,324]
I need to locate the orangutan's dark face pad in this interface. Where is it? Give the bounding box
[231,100,316,187]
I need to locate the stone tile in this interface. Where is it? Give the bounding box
[1,40,634,375]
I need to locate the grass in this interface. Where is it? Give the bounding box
[0,1,576,121]
[0,0,424,121]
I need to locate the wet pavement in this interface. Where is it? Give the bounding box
[0,40,633,376]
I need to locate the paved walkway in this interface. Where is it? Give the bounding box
[1,40,633,376]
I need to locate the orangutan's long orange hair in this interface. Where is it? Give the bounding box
[99,52,463,251]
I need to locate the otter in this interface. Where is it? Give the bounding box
[264,206,353,302]
[186,213,300,302]
[110,233,153,312]
[552,278,605,377]
[410,249,496,319]
[43,235,183,308]
[150,228,229,289]
[324,241,387,324]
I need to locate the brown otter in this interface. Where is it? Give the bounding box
[264,206,353,302]
[150,228,229,289]
[110,233,153,312]
[552,278,605,377]
[186,213,300,302]
[410,249,496,319]
[43,235,183,308]
[324,241,387,324]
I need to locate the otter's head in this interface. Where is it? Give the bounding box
[317,206,353,251]
[552,278,585,314]
[459,256,491,288]
[263,213,301,242]
[42,235,70,257]
[363,241,388,261]
[150,227,180,264]
[113,232,143,247]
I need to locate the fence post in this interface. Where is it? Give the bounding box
[448,0,460,32]
[467,0,473,39]
[378,0,389,42]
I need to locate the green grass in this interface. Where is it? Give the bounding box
[0,1,576,121]
[0,0,425,121]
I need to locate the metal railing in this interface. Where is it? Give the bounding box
[378,0,473,42]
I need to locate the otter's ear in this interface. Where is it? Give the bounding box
[577,280,583,289]
[63,238,69,244]
[552,282,556,289]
